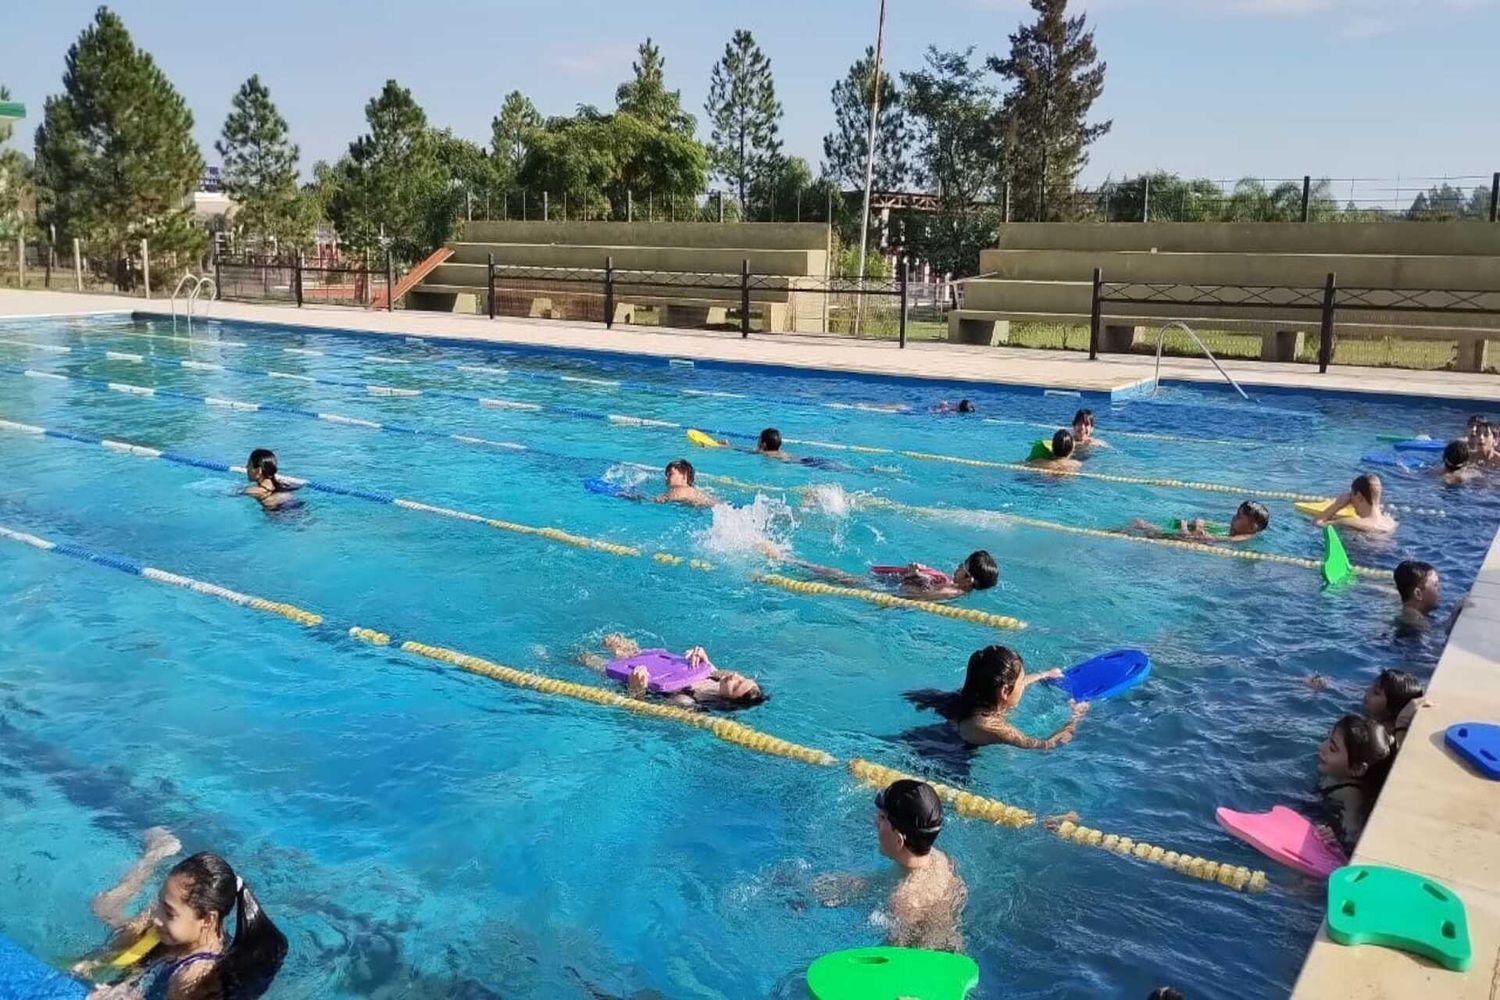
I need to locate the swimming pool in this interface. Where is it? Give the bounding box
[0,312,1495,998]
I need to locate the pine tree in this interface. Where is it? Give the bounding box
[616,38,695,137]
[704,29,783,212]
[34,6,204,272]
[989,0,1110,222]
[490,91,541,187]
[821,47,909,192]
[216,74,310,250]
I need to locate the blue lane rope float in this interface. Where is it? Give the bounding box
[0,520,1262,893]
[0,416,1027,631]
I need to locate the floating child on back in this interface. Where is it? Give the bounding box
[904,645,1088,750]
[1026,429,1082,472]
[1317,714,1395,852]
[1313,473,1396,533]
[763,547,999,603]
[576,633,766,710]
[1125,501,1269,544]
[1363,669,1425,746]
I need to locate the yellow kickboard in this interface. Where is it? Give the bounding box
[1295,500,1356,519]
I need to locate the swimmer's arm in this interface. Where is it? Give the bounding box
[884,884,933,949]
[779,557,866,587]
[1312,491,1353,527]
[1124,518,1167,538]
[962,703,1088,749]
[1017,669,1064,697]
[811,872,873,908]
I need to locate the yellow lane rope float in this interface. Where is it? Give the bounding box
[0,520,1261,896]
[753,574,1026,630]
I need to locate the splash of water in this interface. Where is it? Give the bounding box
[799,483,852,519]
[694,493,798,560]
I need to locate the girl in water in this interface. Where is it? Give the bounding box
[904,645,1089,750]
[242,448,301,511]
[1362,669,1425,747]
[577,633,767,711]
[73,829,287,999]
[1317,714,1395,852]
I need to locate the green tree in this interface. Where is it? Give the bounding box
[0,85,33,241]
[432,129,502,221]
[989,0,1110,221]
[705,29,783,211]
[616,38,695,137]
[1409,183,1490,220]
[33,7,205,278]
[822,46,909,192]
[490,90,541,188]
[216,74,312,249]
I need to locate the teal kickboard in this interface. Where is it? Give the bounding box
[807,946,979,1000]
[1326,865,1471,971]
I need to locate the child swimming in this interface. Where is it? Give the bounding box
[654,459,716,507]
[1317,714,1395,852]
[1471,420,1498,467]
[1363,669,1425,747]
[1440,440,1482,485]
[764,548,999,602]
[1313,473,1396,533]
[242,448,302,510]
[576,634,767,710]
[1393,559,1441,632]
[932,399,975,414]
[1027,429,1082,472]
[1072,409,1108,449]
[873,779,967,952]
[904,645,1089,750]
[1126,501,1269,544]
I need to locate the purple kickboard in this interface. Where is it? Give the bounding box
[604,648,711,694]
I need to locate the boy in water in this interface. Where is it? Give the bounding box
[1072,409,1108,450]
[1027,429,1083,472]
[653,459,716,508]
[1394,560,1441,632]
[1313,473,1397,533]
[1472,421,1498,467]
[763,547,1000,602]
[1440,441,1482,485]
[754,427,794,462]
[874,780,966,952]
[932,399,975,414]
[1126,500,1269,544]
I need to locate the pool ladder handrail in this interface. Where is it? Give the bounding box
[170,273,198,332]
[1151,321,1251,402]
[171,274,217,334]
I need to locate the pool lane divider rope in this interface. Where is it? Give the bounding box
[0,416,1026,631]
[0,520,1263,894]
[3,340,1345,506]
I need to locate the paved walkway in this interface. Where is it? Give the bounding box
[1,288,1495,401]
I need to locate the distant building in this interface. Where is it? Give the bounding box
[189,165,236,223]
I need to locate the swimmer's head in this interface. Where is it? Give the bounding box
[1318,714,1394,789]
[665,459,696,488]
[155,852,287,991]
[1443,440,1470,472]
[713,671,767,710]
[902,644,1025,721]
[1351,474,1382,511]
[1467,414,1486,435]
[246,448,275,483]
[1072,408,1094,440]
[875,779,944,859]
[953,550,999,592]
[1051,429,1075,459]
[957,399,974,413]
[1148,990,1187,1000]
[1394,559,1440,612]
[1363,669,1424,726]
[756,428,782,453]
[1230,501,1270,536]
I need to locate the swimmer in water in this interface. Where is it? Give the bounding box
[71,829,287,999]
[1126,500,1269,544]
[1439,440,1482,485]
[653,459,716,508]
[1317,714,1394,853]
[1071,408,1108,450]
[1363,668,1425,747]
[1027,429,1082,472]
[577,633,767,710]
[1313,473,1396,533]
[762,547,999,602]
[1470,420,1498,468]
[904,645,1089,749]
[242,448,301,510]
[932,399,975,414]
[1393,559,1441,633]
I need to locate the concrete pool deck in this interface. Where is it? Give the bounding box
[0,288,1497,402]
[3,286,1500,995]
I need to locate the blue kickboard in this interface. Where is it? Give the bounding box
[1392,439,1446,453]
[1360,452,1409,469]
[583,477,633,498]
[1046,649,1151,701]
[1445,723,1500,780]
[0,932,86,999]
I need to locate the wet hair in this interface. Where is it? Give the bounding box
[1051,429,1075,458]
[1393,560,1436,602]
[1331,714,1395,799]
[904,645,1024,722]
[1236,501,1270,533]
[756,427,782,452]
[665,459,696,486]
[1072,408,1094,429]
[1369,669,1424,725]
[246,449,282,492]
[705,681,769,712]
[963,550,999,590]
[1351,473,1381,505]
[168,853,287,999]
[1148,990,1186,1000]
[956,399,974,413]
[877,779,944,855]
[1467,414,1485,432]
[1443,440,1470,471]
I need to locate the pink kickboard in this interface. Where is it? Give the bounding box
[1215,805,1347,879]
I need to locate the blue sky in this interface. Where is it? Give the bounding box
[2,0,1497,190]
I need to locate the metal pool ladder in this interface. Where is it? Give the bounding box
[1151,321,1251,401]
[170,274,218,334]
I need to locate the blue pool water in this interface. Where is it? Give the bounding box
[0,314,1496,999]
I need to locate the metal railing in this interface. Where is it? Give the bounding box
[1151,322,1250,400]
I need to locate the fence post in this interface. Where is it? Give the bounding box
[73,238,82,291]
[1300,175,1312,223]
[898,254,909,349]
[17,236,25,288]
[1491,171,1499,223]
[487,252,495,319]
[717,192,724,223]
[740,258,751,339]
[603,255,614,329]
[543,191,549,222]
[1088,267,1103,360]
[627,189,633,222]
[213,249,223,301]
[294,251,304,307]
[385,249,395,313]
[1003,180,1012,224]
[1142,176,1151,223]
[1318,271,1337,374]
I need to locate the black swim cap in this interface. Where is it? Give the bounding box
[876,779,943,852]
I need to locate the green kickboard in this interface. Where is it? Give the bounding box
[1027,440,1052,461]
[1322,525,1354,588]
[1376,432,1411,443]
[807,946,979,1000]
[1326,865,1472,971]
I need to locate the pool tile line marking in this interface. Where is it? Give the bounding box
[0,416,1029,632]
[0,366,1399,580]
[0,342,1376,507]
[0,520,1266,895]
